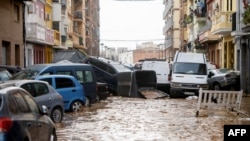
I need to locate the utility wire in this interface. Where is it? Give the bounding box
[100,39,165,42]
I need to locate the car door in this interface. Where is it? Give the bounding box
[10,90,39,141]
[54,77,83,110]
[21,90,51,141]
[20,82,54,111]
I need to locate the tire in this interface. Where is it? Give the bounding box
[50,107,63,123]
[70,100,84,112]
[169,88,177,98]
[84,97,90,107]
[50,129,57,141]
[213,83,221,90]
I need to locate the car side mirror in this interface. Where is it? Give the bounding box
[208,72,213,78]
[41,105,49,115]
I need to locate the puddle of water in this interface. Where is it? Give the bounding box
[56,96,249,141]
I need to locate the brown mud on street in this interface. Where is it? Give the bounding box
[55,96,250,141]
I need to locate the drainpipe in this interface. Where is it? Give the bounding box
[236,0,247,93]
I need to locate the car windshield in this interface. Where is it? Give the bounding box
[11,70,38,80]
[173,62,207,75]
[215,69,233,74]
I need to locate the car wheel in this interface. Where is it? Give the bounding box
[50,129,57,141]
[84,97,90,107]
[51,107,63,123]
[213,83,221,90]
[71,100,84,112]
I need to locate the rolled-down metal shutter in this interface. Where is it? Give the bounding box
[1,46,6,65]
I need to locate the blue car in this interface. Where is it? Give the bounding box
[35,75,87,112]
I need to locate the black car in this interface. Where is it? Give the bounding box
[0,65,23,75]
[0,86,57,141]
[85,56,132,95]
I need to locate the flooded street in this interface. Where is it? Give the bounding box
[55,96,250,141]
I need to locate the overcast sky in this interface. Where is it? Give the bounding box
[99,0,165,50]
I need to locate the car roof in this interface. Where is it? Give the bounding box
[0,86,23,94]
[0,79,49,87]
[35,74,76,79]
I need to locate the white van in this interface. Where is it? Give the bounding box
[169,51,208,98]
[141,60,170,93]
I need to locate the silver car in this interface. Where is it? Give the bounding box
[207,68,240,90]
[0,79,64,123]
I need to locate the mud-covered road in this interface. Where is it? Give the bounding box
[55,96,250,141]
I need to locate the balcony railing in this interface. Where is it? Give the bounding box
[163,18,173,33]
[211,12,232,35]
[26,23,54,45]
[165,38,173,49]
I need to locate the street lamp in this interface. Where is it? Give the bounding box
[100,43,104,57]
[104,46,108,58]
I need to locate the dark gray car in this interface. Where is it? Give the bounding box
[207,68,240,90]
[0,80,64,123]
[0,86,57,141]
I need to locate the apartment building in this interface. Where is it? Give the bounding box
[0,0,99,67]
[0,0,27,67]
[163,0,181,60]
[234,0,250,94]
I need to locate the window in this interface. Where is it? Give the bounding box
[76,70,94,83]
[8,95,18,114]
[22,91,39,114]
[14,5,20,22]
[56,71,72,76]
[21,84,33,95]
[55,78,75,89]
[12,91,30,113]
[39,78,53,86]
[33,83,49,97]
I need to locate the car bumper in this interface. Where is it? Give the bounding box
[98,92,110,100]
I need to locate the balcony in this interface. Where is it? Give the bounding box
[163,0,173,19]
[165,38,173,49]
[163,18,173,33]
[199,30,220,43]
[26,23,54,45]
[54,30,60,46]
[72,35,87,49]
[211,12,233,35]
[73,11,83,22]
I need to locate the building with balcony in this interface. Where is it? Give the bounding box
[0,0,29,67]
[24,0,54,66]
[233,0,250,94]
[209,0,236,69]
[163,0,181,60]
[85,0,100,56]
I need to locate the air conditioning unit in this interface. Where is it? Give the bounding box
[28,5,34,14]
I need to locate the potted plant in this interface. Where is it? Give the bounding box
[243,6,250,25]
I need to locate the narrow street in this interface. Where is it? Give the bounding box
[55,96,250,141]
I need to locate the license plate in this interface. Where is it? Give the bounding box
[184,92,195,95]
